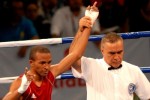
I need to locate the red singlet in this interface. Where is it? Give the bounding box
[21,71,55,100]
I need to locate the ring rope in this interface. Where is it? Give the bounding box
[60,31,150,43]
[0,67,149,84]
[0,31,150,47]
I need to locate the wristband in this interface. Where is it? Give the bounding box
[18,74,31,94]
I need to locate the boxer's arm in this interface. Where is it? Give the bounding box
[3,78,22,100]
[51,16,92,77]
[3,68,32,100]
[50,2,99,77]
[70,2,99,73]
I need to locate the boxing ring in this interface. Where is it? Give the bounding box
[0,31,150,99]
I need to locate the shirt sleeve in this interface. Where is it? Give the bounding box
[135,67,150,99]
[72,56,94,81]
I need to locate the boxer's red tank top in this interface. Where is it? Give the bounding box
[21,71,55,100]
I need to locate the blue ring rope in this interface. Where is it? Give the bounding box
[59,67,150,79]
[62,31,150,44]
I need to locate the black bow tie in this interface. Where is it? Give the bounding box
[108,64,122,70]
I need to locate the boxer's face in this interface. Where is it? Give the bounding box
[30,52,52,77]
[101,40,124,68]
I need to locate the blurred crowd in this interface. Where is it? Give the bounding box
[0,0,150,56]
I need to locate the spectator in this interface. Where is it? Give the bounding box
[25,0,51,39]
[51,0,100,37]
[37,0,62,37]
[0,0,39,57]
[98,0,129,33]
[128,0,150,32]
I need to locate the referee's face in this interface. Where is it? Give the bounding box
[101,40,124,68]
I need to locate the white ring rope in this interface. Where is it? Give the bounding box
[0,74,70,83]
[0,38,62,47]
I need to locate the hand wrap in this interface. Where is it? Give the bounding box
[85,9,99,26]
[18,74,31,94]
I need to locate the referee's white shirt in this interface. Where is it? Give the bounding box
[72,57,150,100]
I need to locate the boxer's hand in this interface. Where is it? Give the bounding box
[79,16,92,32]
[18,67,34,94]
[85,2,99,26]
